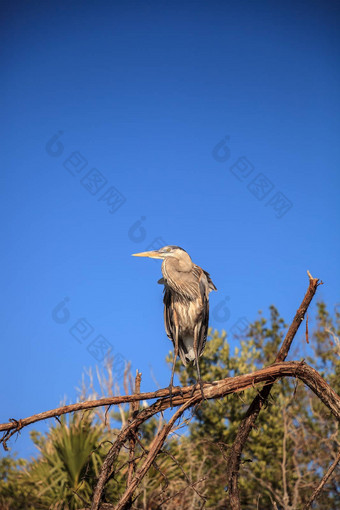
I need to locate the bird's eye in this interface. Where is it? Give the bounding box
[167,247,171,252]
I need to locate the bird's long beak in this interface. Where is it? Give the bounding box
[132,250,163,259]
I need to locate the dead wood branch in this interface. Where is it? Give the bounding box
[126,370,142,508]
[1,359,339,450]
[225,271,322,509]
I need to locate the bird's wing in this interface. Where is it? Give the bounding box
[164,287,190,366]
[166,273,198,299]
[163,286,175,339]
[163,265,215,362]
[203,270,217,292]
[197,270,210,357]
[172,264,211,300]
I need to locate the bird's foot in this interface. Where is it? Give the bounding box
[167,385,184,408]
[198,378,207,401]
[178,385,184,398]
[167,384,174,409]
[190,379,207,401]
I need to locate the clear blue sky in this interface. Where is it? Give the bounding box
[1,0,339,459]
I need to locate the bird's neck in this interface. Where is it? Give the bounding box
[163,254,192,274]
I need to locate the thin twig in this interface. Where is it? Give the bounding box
[160,476,207,506]
[303,449,340,510]
[127,371,142,486]
[126,371,142,509]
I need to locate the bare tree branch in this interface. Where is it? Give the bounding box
[1,359,339,452]
[225,271,322,509]
[126,370,142,509]
[281,407,289,510]
[1,357,339,455]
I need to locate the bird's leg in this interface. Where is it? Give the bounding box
[168,322,179,408]
[191,326,206,401]
[195,355,205,400]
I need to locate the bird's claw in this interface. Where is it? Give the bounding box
[198,378,207,401]
[190,379,207,401]
[167,385,184,408]
[168,384,174,409]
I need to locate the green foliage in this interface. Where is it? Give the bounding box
[25,413,103,507]
[0,413,124,509]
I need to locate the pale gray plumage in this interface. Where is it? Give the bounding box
[132,245,217,396]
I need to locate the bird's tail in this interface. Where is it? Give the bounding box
[178,335,195,366]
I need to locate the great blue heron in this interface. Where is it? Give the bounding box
[132,246,217,398]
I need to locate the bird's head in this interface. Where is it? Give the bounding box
[132,245,189,261]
